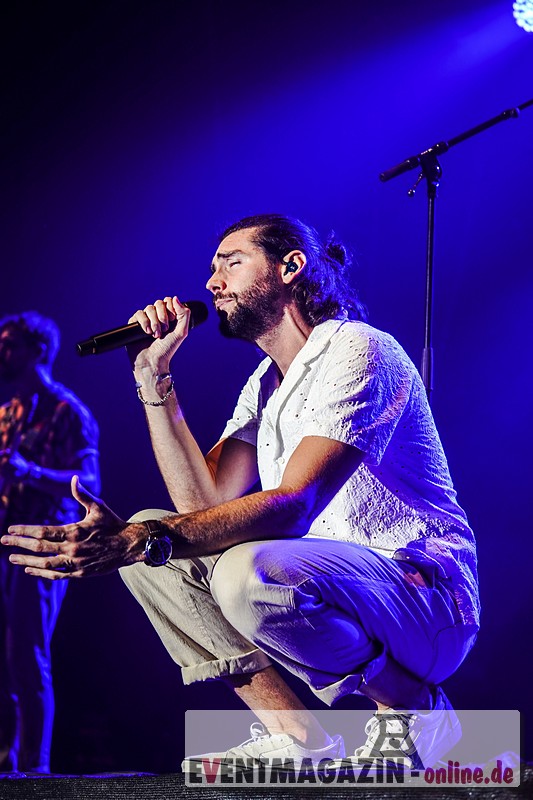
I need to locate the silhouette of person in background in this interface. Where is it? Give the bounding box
[0,311,100,773]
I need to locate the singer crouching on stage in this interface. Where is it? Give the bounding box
[1,214,479,771]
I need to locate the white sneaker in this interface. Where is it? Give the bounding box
[182,722,345,773]
[347,687,462,770]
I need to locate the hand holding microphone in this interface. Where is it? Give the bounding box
[76,297,208,357]
[77,296,209,404]
[127,296,208,370]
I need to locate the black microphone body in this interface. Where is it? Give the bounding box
[77,301,209,356]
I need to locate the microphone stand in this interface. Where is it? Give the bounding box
[379,97,533,404]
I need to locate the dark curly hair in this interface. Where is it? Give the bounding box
[0,311,60,368]
[220,214,367,325]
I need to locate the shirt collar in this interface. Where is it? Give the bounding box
[297,317,348,365]
[263,318,348,424]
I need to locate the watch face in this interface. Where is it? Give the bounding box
[145,536,173,567]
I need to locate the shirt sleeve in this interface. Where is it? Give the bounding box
[220,372,260,447]
[299,329,415,466]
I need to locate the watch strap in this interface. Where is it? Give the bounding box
[143,519,163,538]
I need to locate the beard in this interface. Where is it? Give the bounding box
[215,277,285,341]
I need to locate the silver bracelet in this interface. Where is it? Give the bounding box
[135,373,174,406]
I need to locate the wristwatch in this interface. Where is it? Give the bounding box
[143,519,173,567]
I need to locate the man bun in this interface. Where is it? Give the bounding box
[325,234,350,270]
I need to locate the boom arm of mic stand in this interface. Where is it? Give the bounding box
[377,98,533,402]
[380,100,533,183]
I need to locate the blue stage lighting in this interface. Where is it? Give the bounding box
[513,0,533,31]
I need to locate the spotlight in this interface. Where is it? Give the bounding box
[513,0,533,31]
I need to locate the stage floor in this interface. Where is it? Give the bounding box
[0,767,532,799]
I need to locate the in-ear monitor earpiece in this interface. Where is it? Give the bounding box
[283,261,298,275]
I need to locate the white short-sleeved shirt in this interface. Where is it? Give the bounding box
[222,319,479,628]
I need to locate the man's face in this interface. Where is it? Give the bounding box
[0,326,40,383]
[206,228,285,341]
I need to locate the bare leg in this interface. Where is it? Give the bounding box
[224,666,333,749]
[224,655,434,745]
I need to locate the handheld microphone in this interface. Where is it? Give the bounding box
[76,300,209,356]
